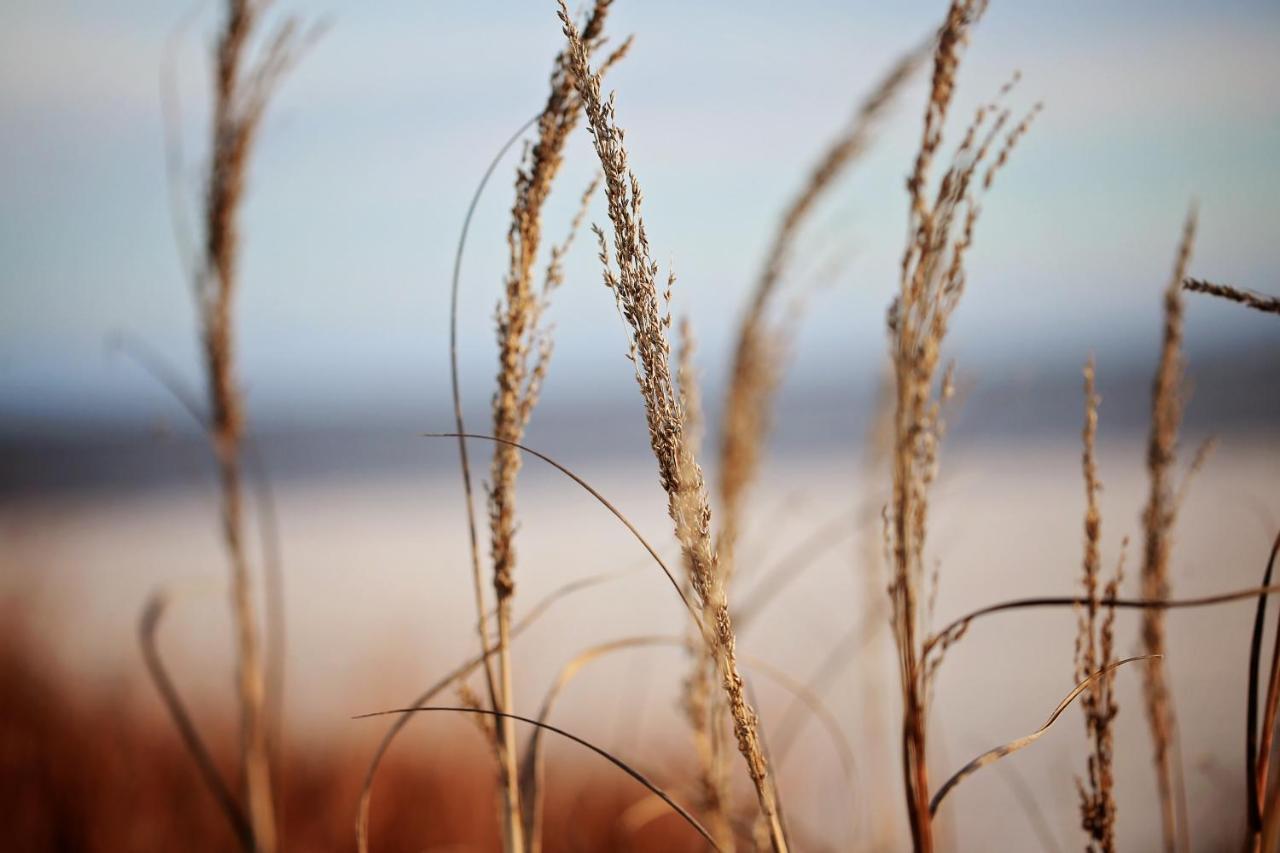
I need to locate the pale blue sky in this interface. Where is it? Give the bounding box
[2,1,1278,432]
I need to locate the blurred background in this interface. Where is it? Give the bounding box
[2,1,1278,849]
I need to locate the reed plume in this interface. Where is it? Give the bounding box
[556,3,788,849]
[1140,209,1197,853]
[1075,359,1121,853]
[190,3,311,849]
[485,4,620,849]
[884,2,1040,848]
[1183,278,1280,316]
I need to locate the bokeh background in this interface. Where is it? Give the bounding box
[2,1,1279,849]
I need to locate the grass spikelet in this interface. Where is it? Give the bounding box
[1139,207,1197,853]
[556,3,788,849]
[676,318,736,850]
[485,5,617,848]
[1075,359,1121,852]
[1183,278,1280,316]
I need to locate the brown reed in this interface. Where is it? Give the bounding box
[1183,278,1280,316]
[883,1,1042,848]
[556,3,789,849]
[1140,209,1197,853]
[485,4,618,848]
[194,3,311,849]
[1075,359,1121,852]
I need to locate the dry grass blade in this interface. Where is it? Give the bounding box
[520,635,676,847]
[449,110,542,726]
[1246,531,1280,839]
[1183,278,1280,316]
[110,331,290,810]
[426,432,704,629]
[516,635,856,848]
[140,589,253,848]
[352,706,721,852]
[924,583,1280,664]
[354,568,630,853]
[1140,208,1197,853]
[930,656,1157,816]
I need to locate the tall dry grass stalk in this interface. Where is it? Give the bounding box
[1139,209,1197,853]
[884,1,1039,848]
[556,3,788,850]
[1182,278,1280,316]
[716,38,929,582]
[690,42,928,848]
[675,319,736,851]
[1075,359,1121,853]
[194,3,310,850]
[484,4,620,849]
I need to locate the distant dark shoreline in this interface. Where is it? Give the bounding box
[4,348,1275,500]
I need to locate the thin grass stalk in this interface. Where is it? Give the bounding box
[677,320,736,850]
[885,3,1024,849]
[1075,360,1121,852]
[555,4,788,848]
[1139,209,1197,853]
[696,50,926,844]
[485,6,619,849]
[1246,532,1280,849]
[716,36,930,584]
[141,590,253,847]
[196,4,310,849]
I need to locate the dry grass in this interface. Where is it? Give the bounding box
[883,1,1039,849]
[1183,278,1280,316]
[556,3,789,849]
[716,36,930,584]
[1139,209,1197,853]
[20,3,1280,852]
[187,3,313,849]
[479,5,623,849]
[1075,360,1123,852]
[675,318,737,851]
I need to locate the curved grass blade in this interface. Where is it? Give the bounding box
[354,568,629,853]
[140,589,253,847]
[1247,532,1280,832]
[520,636,676,845]
[448,111,542,714]
[425,432,705,632]
[353,705,720,851]
[108,332,288,772]
[930,656,1156,815]
[517,636,852,847]
[924,583,1280,662]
